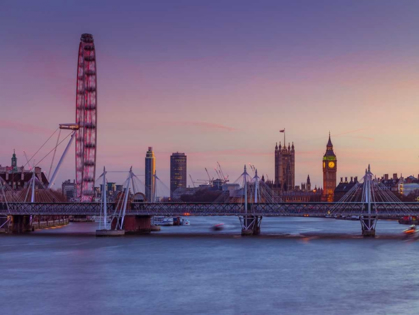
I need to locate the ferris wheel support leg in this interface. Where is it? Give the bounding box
[48,131,76,189]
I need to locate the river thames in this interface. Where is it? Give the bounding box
[1,217,419,315]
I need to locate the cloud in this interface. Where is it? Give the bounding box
[334,127,372,138]
[352,136,374,142]
[187,148,269,157]
[101,119,237,133]
[178,121,237,132]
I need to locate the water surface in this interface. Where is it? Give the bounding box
[1,217,418,315]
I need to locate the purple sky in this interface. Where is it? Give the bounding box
[1,0,419,192]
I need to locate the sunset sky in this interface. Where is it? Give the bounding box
[1,0,419,193]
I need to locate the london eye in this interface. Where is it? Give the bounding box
[75,33,97,201]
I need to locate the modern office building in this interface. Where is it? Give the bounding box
[170,152,187,199]
[145,147,156,202]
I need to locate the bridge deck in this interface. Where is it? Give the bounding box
[1,202,419,218]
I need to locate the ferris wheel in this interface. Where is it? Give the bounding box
[75,33,97,201]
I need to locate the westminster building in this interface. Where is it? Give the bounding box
[322,133,337,202]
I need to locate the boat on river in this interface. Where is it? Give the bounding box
[212,223,224,231]
[153,216,174,226]
[403,225,417,235]
[399,216,418,225]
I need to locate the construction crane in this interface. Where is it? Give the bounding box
[205,168,213,184]
[247,164,256,176]
[214,168,221,179]
[217,161,229,182]
[189,174,195,188]
[217,162,224,179]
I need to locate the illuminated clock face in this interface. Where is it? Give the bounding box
[328,161,335,168]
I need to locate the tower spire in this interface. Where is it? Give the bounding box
[327,132,333,147]
[11,149,17,172]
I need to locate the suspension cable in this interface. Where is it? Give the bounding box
[34,132,72,167]
[24,127,59,169]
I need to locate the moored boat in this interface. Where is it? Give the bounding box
[153,216,174,226]
[399,216,418,225]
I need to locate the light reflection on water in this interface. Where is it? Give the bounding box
[1,217,419,315]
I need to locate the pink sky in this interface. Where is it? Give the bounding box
[1,1,419,193]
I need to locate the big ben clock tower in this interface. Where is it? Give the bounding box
[322,133,337,202]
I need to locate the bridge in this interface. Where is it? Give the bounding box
[1,165,418,236]
[2,201,419,236]
[2,201,419,217]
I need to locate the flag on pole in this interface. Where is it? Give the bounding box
[279,129,285,133]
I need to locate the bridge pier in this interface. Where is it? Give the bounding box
[240,216,262,236]
[123,216,160,234]
[11,215,32,234]
[360,216,376,237]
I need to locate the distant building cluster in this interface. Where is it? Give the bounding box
[6,128,410,205]
[377,173,419,200]
[0,151,65,202]
[334,177,358,201]
[95,182,124,202]
[0,151,49,190]
[398,178,419,199]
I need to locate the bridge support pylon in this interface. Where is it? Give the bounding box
[360,169,377,237]
[240,216,262,236]
[11,215,32,234]
[123,215,160,234]
[360,215,376,237]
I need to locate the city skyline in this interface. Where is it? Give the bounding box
[1,1,419,189]
[3,3,419,314]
